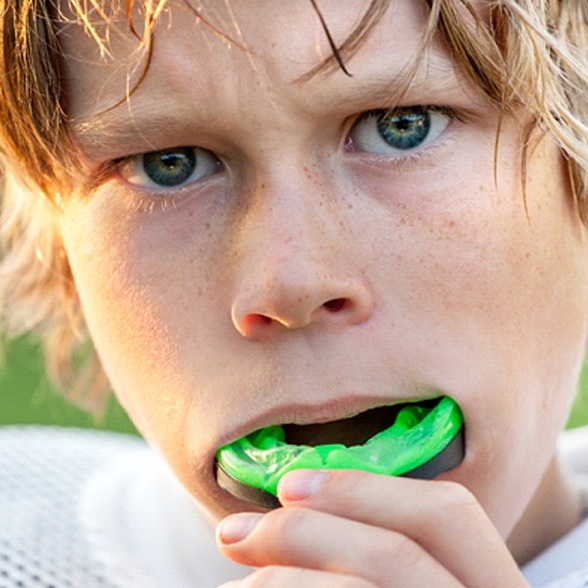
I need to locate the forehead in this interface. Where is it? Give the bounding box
[57,0,494,164]
[59,1,463,111]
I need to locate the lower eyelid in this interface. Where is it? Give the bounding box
[100,166,228,216]
[346,134,458,174]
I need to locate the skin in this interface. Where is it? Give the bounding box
[55,0,588,585]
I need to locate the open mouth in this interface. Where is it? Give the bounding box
[283,398,441,447]
[216,396,465,509]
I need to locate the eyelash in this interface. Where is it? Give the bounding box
[104,104,464,211]
[345,105,461,162]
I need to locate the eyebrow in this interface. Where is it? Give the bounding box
[73,53,468,161]
[74,106,181,159]
[295,51,472,116]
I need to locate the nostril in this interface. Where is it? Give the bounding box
[322,298,347,313]
[242,313,273,331]
[232,284,373,337]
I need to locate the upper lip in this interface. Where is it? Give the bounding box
[217,392,443,448]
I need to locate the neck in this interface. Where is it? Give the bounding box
[507,455,584,565]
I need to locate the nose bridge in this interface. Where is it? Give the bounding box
[235,168,338,295]
[230,167,374,338]
[250,169,332,269]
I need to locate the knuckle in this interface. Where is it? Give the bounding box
[243,566,378,588]
[338,577,379,588]
[246,565,288,586]
[360,531,424,576]
[427,480,484,531]
[435,480,478,511]
[264,504,311,535]
[386,532,426,569]
[259,506,313,555]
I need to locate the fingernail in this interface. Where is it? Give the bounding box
[217,513,263,545]
[278,469,328,501]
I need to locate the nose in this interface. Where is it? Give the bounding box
[230,177,374,340]
[231,269,374,338]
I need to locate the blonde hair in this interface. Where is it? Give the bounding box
[0,0,587,409]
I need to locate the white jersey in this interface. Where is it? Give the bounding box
[522,425,588,587]
[0,426,249,588]
[1,424,588,587]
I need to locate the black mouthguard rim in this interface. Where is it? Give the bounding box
[216,426,465,510]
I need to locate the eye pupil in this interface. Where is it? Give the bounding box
[143,147,197,187]
[377,108,431,150]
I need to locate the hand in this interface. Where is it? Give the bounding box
[216,469,530,587]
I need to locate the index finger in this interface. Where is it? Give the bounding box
[277,470,527,588]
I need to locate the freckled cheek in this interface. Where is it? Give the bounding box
[414,179,574,321]
[368,163,587,414]
[82,264,184,400]
[82,257,242,488]
[372,210,510,324]
[422,221,575,342]
[61,219,203,427]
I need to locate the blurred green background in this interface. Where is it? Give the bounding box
[0,336,139,434]
[1,335,588,433]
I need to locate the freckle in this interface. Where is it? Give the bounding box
[205,222,211,231]
[348,203,353,210]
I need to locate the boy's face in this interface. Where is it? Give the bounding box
[58,0,588,537]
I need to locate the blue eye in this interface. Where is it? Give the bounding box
[377,108,430,150]
[119,146,221,189]
[349,107,451,155]
[143,148,196,186]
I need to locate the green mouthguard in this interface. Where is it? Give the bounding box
[216,396,464,508]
